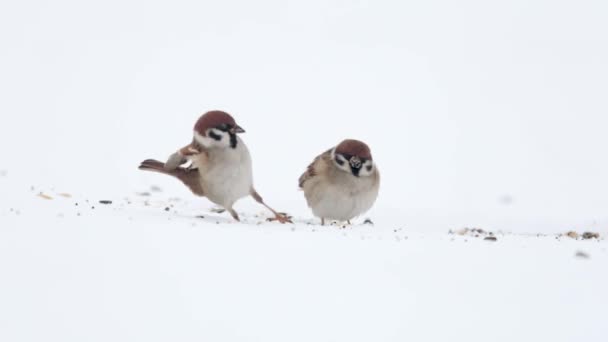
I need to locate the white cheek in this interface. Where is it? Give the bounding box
[194,130,230,148]
[335,158,351,172]
[359,161,374,176]
[336,162,349,172]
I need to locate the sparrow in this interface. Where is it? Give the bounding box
[299,139,380,225]
[139,110,290,223]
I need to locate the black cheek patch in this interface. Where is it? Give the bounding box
[209,130,222,141]
[366,165,372,172]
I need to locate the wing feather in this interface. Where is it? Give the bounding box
[298,149,332,188]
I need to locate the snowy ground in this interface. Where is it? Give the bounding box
[2,1,608,341]
[1,176,606,342]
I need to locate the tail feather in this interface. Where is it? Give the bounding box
[138,159,167,173]
[138,159,205,196]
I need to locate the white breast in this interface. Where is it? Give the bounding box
[190,137,253,208]
[305,169,379,221]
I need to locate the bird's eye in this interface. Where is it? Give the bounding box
[216,124,231,132]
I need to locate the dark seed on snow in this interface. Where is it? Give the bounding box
[575,251,590,259]
[484,236,497,241]
[164,207,170,211]
[99,200,112,205]
[582,232,600,239]
[363,218,374,225]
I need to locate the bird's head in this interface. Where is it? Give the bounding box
[193,110,245,149]
[331,139,374,177]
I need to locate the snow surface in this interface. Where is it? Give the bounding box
[1,1,608,341]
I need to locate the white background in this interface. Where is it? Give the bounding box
[1,1,607,341]
[2,0,607,232]
[2,0,608,231]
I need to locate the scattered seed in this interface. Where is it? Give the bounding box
[99,200,112,205]
[164,207,170,211]
[37,193,53,200]
[582,232,600,240]
[484,236,497,241]
[575,251,590,259]
[363,218,374,225]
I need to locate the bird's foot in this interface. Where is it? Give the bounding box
[266,212,293,224]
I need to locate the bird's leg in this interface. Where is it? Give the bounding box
[321,218,325,226]
[347,220,352,225]
[227,208,240,222]
[250,189,292,223]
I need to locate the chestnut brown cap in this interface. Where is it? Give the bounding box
[194,110,239,136]
[335,139,372,160]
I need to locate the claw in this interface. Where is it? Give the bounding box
[266,213,293,224]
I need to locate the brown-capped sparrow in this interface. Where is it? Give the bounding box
[299,139,379,225]
[139,110,291,223]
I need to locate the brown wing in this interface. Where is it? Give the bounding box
[138,159,204,196]
[164,140,207,171]
[298,149,332,188]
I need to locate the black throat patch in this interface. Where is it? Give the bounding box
[229,133,237,148]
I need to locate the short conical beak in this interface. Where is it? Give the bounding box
[231,125,245,134]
